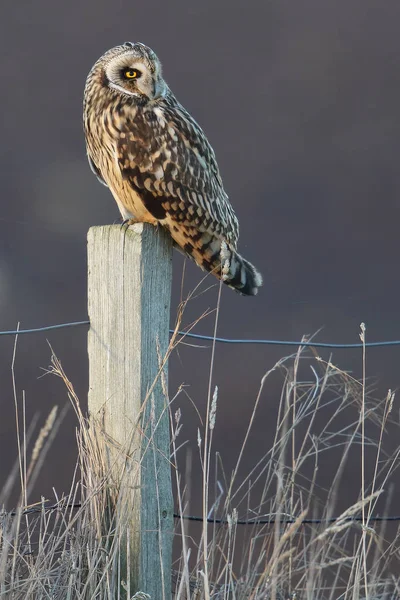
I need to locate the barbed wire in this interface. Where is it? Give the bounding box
[1,319,400,349]
[5,502,400,525]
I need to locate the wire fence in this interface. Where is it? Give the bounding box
[6,501,400,525]
[2,319,400,349]
[1,317,399,527]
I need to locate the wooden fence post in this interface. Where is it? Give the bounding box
[87,223,174,600]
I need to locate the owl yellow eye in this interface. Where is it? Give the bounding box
[123,68,140,79]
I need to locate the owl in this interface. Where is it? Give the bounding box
[83,42,262,295]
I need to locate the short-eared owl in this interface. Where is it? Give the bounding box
[83,42,262,295]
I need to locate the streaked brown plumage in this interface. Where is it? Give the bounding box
[83,42,262,295]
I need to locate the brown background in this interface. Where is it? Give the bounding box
[0,0,399,528]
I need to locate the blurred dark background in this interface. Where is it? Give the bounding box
[0,0,399,536]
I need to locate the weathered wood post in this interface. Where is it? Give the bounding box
[87,223,173,600]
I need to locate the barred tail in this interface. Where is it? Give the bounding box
[220,242,263,296]
[169,225,263,296]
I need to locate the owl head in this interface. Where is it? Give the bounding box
[88,42,167,103]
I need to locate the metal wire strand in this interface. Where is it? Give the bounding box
[1,319,400,349]
[6,502,400,525]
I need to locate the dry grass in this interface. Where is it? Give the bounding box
[0,316,399,599]
[171,332,400,600]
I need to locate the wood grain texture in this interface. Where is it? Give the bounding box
[87,223,173,599]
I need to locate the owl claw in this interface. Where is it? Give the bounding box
[120,217,140,231]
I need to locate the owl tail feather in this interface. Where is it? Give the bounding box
[220,242,263,296]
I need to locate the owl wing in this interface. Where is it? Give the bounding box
[115,100,239,247]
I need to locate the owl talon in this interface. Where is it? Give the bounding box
[121,217,140,231]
